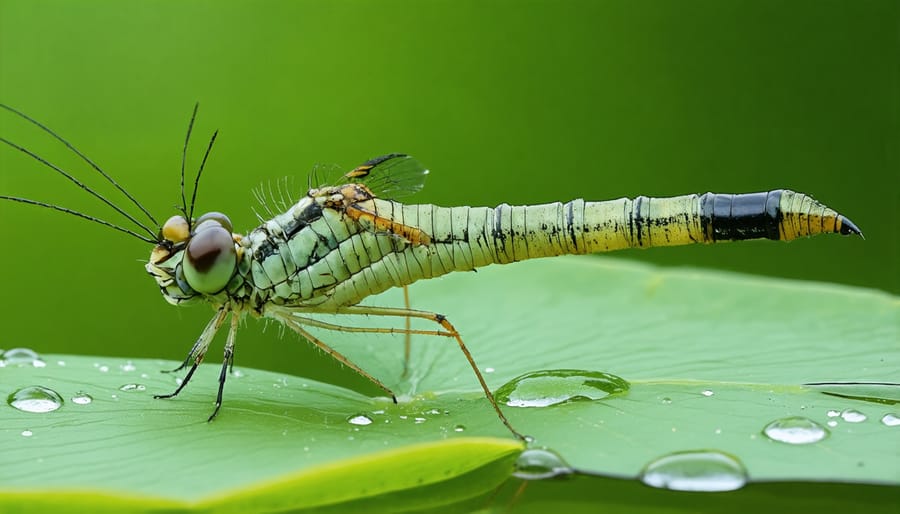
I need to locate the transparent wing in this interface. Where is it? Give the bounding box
[341,153,429,198]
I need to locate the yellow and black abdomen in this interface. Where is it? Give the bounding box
[387,189,862,270]
[697,189,861,243]
[572,189,861,255]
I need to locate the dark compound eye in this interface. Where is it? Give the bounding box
[194,211,233,233]
[183,224,236,294]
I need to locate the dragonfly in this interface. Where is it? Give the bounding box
[0,103,862,441]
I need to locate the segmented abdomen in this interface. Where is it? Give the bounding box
[241,189,859,311]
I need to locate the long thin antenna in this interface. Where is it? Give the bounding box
[0,103,158,227]
[0,196,156,244]
[180,103,199,220]
[0,137,159,240]
[188,130,218,223]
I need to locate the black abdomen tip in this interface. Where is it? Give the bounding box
[839,216,864,238]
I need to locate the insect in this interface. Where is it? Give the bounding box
[0,104,862,440]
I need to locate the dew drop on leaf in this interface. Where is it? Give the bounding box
[640,450,747,492]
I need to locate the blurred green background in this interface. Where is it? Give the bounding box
[0,0,896,396]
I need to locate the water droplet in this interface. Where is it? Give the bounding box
[826,409,841,417]
[347,414,373,426]
[71,392,93,405]
[827,420,838,427]
[414,417,426,424]
[484,367,495,373]
[640,450,747,492]
[231,369,245,378]
[880,414,900,427]
[8,386,64,413]
[1,348,44,367]
[763,416,829,444]
[661,397,672,405]
[118,384,146,392]
[513,448,573,480]
[453,425,466,432]
[701,390,714,397]
[120,361,136,372]
[56,360,66,367]
[98,365,109,373]
[425,408,441,415]
[21,430,33,437]
[496,369,629,408]
[840,409,867,423]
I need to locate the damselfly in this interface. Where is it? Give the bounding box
[0,104,862,440]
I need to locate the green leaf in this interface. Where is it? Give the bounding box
[1,257,896,512]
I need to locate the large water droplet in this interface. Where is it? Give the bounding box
[763,416,829,444]
[8,386,64,413]
[840,409,867,423]
[640,450,747,492]
[513,448,573,480]
[1,348,44,367]
[880,414,900,427]
[347,414,373,426]
[496,369,629,408]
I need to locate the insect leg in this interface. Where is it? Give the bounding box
[154,307,228,401]
[344,203,432,246]
[278,313,453,338]
[274,314,399,403]
[403,285,412,377]
[209,314,239,421]
[334,305,526,441]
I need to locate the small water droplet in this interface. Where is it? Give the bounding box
[484,367,495,373]
[71,392,93,405]
[826,410,841,418]
[840,409,867,423]
[513,448,573,480]
[21,430,33,437]
[763,416,829,444]
[120,361,136,372]
[827,420,838,427]
[56,360,66,367]
[661,397,672,405]
[453,425,466,432]
[496,369,629,408]
[98,365,109,373]
[2,348,44,367]
[347,414,373,426]
[426,408,441,415]
[8,386,64,413]
[118,384,146,392]
[640,451,747,492]
[231,369,245,378]
[880,414,900,427]
[701,390,714,397]
[414,417,427,424]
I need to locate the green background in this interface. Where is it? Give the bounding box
[0,0,895,429]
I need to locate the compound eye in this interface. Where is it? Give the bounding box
[183,225,236,294]
[194,211,233,233]
[161,215,190,243]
